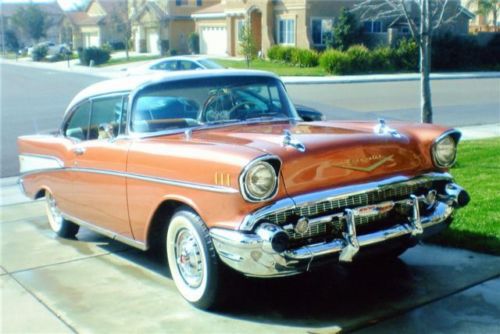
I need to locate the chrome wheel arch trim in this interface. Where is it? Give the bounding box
[238,172,454,231]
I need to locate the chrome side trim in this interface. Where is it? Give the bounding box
[19,154,64,174]
[71,168,239,194]
[239,172,453,231]
[19,165,238,194]
[61,212,147,251]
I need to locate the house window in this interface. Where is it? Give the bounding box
[363,20,384,33]
[277,18,295,45]
[196,0,202,6]
[176,0,187,6]
[311,18,334,45]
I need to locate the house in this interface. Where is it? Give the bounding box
[63,0,128,49]
[0,1,65,49]
[192,0,473,57]
[129,0,218,54]
[462,0,499,32]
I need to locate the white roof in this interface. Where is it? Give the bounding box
[65,69,279,114]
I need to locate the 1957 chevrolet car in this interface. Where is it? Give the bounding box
[18,70,469,309]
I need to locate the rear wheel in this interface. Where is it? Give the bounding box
[166,207,225,309]
[45,192,79,238]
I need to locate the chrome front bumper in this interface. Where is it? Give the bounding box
[210,176,468,278]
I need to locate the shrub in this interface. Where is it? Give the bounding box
[319,49,351,74]
[394,38,418,71]
[290,48,319,67]
[267,45,294,63]
[78,47,110,66]
[431,33,491,71]
[188,32,200,54]
[345,44,370,73]
[370,47,395,72]
[31,45,48,61]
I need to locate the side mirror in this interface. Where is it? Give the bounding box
[294,104,325,122]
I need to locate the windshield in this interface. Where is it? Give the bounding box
[131,76,298,134]
[197,59,224,69]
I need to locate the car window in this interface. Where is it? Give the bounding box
[89,96,123,140]
[65,102,91,141]
[131,76,297,134]
[152,60,177,71]
[197,59,224,69]
[179,60,201,70]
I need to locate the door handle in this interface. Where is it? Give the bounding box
[72,147,86,155]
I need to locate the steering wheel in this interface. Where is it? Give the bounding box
[228,101,258,120]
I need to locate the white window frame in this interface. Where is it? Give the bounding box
[276,18,296,45]
[363,20,384,33]
[310,17,334,46]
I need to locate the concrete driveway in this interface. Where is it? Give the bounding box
[1,181,499,333]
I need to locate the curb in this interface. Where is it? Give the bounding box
[281,72,500,85]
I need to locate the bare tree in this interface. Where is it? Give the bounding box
[354,0,465,123]
[108,1,133,60]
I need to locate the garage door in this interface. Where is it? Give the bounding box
[146,30,159,54]
[200,26,227,56]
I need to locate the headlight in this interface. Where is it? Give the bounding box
[432,132,460,168]
[240,159,279,202]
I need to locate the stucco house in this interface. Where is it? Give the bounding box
[0,1,65,48]
[462,0,499,32]
[192,0,473,57]
[129,0,218,54]
[63,0,127,49]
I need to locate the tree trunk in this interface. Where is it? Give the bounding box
[420,37,433,123]
[420,0,433,124]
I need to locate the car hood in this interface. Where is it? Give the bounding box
[184,120,448,197]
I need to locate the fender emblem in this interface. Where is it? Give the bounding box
[330,155,394,172]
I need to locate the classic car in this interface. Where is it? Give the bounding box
[18,70,469,309]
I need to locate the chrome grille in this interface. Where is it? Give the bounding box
[286,223,327,240]
[265,179,433,226]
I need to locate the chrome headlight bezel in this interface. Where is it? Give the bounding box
[239,156,280,203]
[431,130,461,168]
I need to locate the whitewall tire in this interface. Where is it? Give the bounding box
[45,192,79,238]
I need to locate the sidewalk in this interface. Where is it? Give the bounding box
[2,56,500,83]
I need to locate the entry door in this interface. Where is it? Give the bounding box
[147,30,159,54]
[65,95,132,238]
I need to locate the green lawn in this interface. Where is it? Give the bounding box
[213,58,327,76]
[429,137,500,255]
[99,54,162,67]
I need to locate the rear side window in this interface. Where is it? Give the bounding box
[65,102,90,140]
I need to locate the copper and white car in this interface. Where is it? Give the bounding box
[18,70,469,309]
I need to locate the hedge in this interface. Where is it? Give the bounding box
[78,47,110,66]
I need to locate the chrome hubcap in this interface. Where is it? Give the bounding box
[46,193,63,232]
[175,229,203,288]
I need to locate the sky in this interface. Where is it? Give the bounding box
[1,0,87,11]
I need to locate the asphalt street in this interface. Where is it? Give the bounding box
[1,63,499,177]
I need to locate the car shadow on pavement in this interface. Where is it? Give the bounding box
[95,231,420,332]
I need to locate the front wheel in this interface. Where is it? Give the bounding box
[166,208,225,309]
[45,192,79,238]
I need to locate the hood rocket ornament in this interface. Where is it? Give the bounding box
[282,130,306,152]
[374,119,402,138]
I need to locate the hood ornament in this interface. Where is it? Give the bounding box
[282,130,306,152]
[374,119,401,138]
